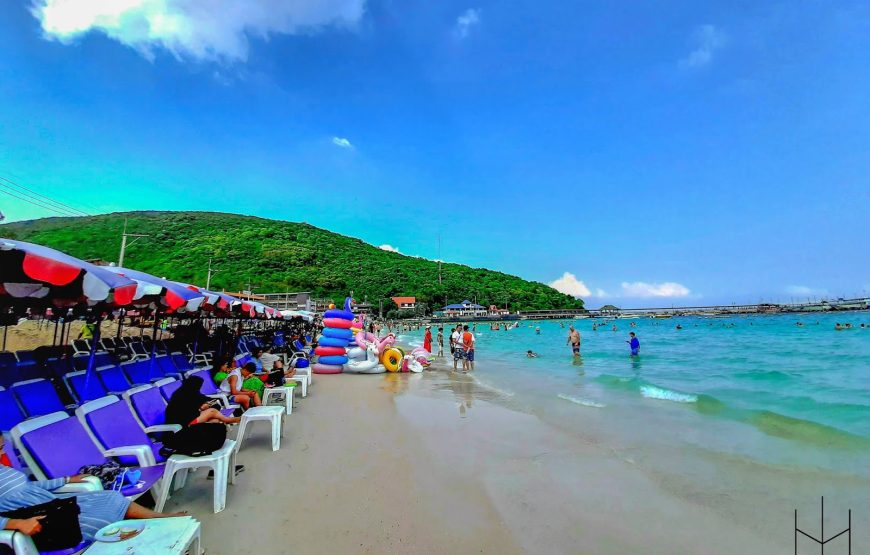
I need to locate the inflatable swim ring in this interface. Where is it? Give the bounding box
[315,346,347,357]
[382,347,403,372]
[323,308,354,320]
[346,347,366,359]
[318,336,351,348]
[322,318,353,329]
[318,355,349,366]
[312,363,342,374]
[322,328,353,340]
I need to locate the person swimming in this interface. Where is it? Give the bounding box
[526,350,538,358]
[676,324,683,330]
[835,323,844,330]
[535,326,541,335]
[626,332,640,356]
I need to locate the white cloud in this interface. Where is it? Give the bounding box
[679,24,727,68]
[549,272,591,298]
[455,8,480,39]
[332,136,353,149]
[786,285,828,297]
[378,244,399,253]
[30,0,366,62]
[620,281,691,298]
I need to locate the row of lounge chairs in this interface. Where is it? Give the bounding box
[2,356,305,553]
[0,353,204,434]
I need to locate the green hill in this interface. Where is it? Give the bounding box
[0,211,584,315]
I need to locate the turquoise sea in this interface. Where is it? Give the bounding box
[402,313,870,480]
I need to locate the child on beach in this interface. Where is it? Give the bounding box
[626,332,640,356]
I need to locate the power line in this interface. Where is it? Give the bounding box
[0,185,84,218]
[0,175,91,217]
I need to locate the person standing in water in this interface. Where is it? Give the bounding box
[462,324,476,372]
[626,332,640,356]
[451,325,463,371]
[566,325,581,357]
[436,327,444,357]
[423,326,433,353]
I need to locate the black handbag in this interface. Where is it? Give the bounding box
[0,497,82,550]
[266,370,285,386]
[161,423,227,457]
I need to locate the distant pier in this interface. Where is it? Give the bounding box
[518,297,869,320]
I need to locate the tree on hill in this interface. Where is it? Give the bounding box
[0,211,585,313]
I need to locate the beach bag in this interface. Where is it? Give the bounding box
[78,461,123,489]
[161,423,227,457]
[0,498,82,550]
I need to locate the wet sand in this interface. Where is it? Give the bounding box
[163,359,794,554]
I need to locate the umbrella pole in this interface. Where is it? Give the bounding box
[148,308,161,381]
[83,314,103,391]
[64,317,72,346]
[192,318,201,360]
[52,320,59,347]
[116,309,124,339]
[2,324,7,351]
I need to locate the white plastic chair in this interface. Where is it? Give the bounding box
[235,406,285,452]
[262,385,294,415]
[153,439,237,513]
[75,396,238,514]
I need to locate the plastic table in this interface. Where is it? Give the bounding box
[84,517,201,555]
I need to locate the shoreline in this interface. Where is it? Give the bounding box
[166,355,820,554]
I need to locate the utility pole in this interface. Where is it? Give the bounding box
[118,219,149,267]
[205,257,219,290]
[438,234,442,285]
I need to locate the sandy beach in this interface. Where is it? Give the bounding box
[159,358,800,555]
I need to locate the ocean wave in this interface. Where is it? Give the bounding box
[557,394,605,408]
[746,410,870,449]
[639,385,698,404]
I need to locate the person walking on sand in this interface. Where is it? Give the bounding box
[462,324,476,372]
[626,332,640,356]
[436,327,444,357]
[566,325,581,357]
[423,326,433,353]
[451,325,463,371]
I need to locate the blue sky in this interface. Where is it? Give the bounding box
[1,1,868,307]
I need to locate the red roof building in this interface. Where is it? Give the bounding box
[391,296,417,310]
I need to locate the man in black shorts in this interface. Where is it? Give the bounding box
[566,325,581,357]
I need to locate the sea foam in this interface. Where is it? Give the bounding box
[557,393,605,408]
[639,385,698,404]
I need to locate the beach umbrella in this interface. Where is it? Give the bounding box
[0,238,138,310]
[106,267,206,314]
[184,285,241,316]
[105,267,207,381]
